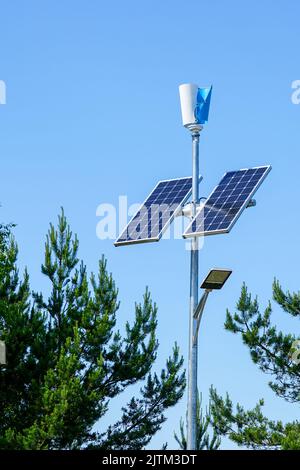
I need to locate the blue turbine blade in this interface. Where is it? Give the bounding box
[194,86,212,124]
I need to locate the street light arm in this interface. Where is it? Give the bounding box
[193,289,211,346]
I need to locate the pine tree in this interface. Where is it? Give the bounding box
[174,393,220,450]
[0,212,186,450]
[210,282,300,449]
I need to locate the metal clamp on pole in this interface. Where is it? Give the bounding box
[178,199,204,219]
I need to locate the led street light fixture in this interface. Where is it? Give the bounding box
[200,269,232,290]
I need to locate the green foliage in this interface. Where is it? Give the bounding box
[174,393,220,450]
[0,211,186,449]
[100,343,185,450]
[210,282,300,449]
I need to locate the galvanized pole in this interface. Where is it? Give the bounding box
[0,340,6,365]
[187,127,200,450]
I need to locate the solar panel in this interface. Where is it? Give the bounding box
[115,177,196,246]
[183,165,271,238]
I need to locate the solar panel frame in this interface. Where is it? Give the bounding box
[115,176,202,246]
[183,165,272,238]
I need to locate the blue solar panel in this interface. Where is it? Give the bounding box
[183,166,271,238]
[115,177,195,246]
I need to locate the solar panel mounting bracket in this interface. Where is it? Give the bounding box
[179,201,205,219]
[179,203,193,218]
[246,199,256,208]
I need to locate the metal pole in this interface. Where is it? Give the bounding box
[187,129,200,450]
[0,340,6,365]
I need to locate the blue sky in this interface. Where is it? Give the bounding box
[0,0,300,449]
